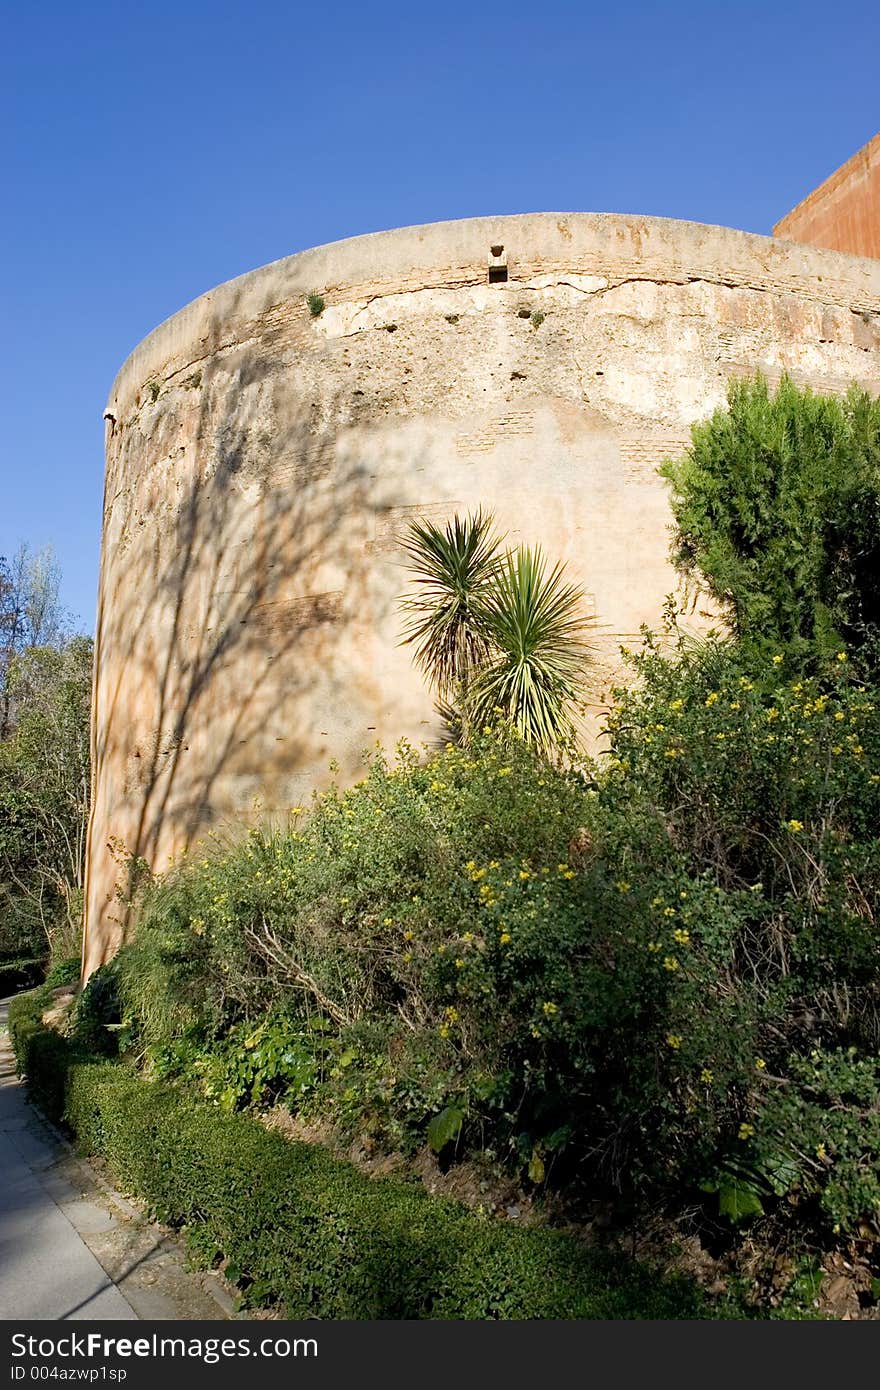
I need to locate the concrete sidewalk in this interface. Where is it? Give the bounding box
[0,997,230,1321]
[0,996,136,1319]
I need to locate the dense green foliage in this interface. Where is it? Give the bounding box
[8,992,702,1320]
[0,636,92,980]
[98,624,880,1238]
[661,376,880,670]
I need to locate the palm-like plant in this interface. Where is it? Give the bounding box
[399,510,592,756]
[398,510,504,701]
[468,546,591,755]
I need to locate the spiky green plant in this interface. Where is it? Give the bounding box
[468,546,591,754]
[398,510,504,702]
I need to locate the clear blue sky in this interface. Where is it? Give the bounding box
[2,0,877,631]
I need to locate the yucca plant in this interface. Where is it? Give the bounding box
[399,511,592,756]
[398,510,504,703]
[468,546,591,755]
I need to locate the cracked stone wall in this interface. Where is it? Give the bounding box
[83,213,880,973]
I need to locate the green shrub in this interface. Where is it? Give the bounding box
[752,1048,880,1233]
[661,374,880,670]
[72,960,122,1056]
[10,1003,704,1319]
[44,956,80,988]
[8,987,84,1121]
[306,292,325,318]
[111,647,880,1232]
[0,954,45,996]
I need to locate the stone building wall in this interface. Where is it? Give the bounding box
[83,212,880,974]
[774,133,880,261]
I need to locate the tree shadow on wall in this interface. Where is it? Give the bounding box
[87,288,381,960]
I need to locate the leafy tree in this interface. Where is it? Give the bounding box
[0,543,68,737]
[0,635,92,972]
[399,512,591,753]
[660,375,880,669]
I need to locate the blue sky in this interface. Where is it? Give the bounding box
[2,0,878,631]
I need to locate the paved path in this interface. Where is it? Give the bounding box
[0,996,230,1321]
[0,996,136,1319]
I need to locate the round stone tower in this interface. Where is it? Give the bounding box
[83,213,880,973]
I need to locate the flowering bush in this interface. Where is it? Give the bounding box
[116,635,880,1232]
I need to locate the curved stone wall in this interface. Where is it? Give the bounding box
[83,213,880,972]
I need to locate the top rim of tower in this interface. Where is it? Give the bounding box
[105,209,880,416]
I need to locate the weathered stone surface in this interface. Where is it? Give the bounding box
[774,133,879,261]
[84,213,880,973]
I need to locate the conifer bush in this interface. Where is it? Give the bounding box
[661,375,880,670]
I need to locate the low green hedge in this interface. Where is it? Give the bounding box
[0,955,45,997]
[9,991,705,1320]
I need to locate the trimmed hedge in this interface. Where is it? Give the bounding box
[0,955,45,997]
[8,991,705,1320]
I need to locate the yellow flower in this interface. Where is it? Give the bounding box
[786,819,804,833]
[518,870,531,880]
[672,928,690,946]
[738,1123,755,1141]
[815,1143,827,1160]
[647,941,661,953]
[542,1001,559,1016]
[403,929,414,941]
[497,767,513,777]
[444,1006,459,1021]
[439,1024,450,1038]
[499,932,511,945]
[663,955,680,972]
[772,655,783,665]
[670,698,684,711]
[666,1033,682,1049]
[836,651,848,662]
[531,1027,542,1038]
[616,880,630,893]
[402,951,413,963]
[455,958,464,969]
[834,710,845,722]
[383,917,394,926]
[700,1068,714,1085]
[663,906,676,918]
[765,707,779,722]
[461,931,473,943]
[704,692,719,707]
[754,1057,766,1071]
